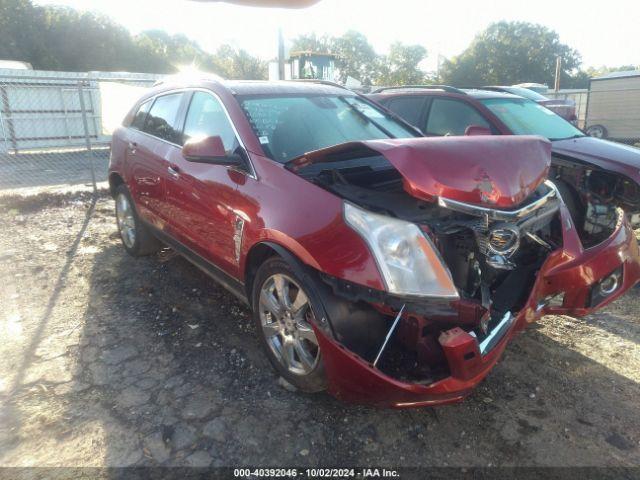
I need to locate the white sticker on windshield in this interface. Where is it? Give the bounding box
[259,136,269,144]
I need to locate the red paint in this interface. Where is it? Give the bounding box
[314,209,640,408]
[291,136,551,208]
[369,89,640,188]
[109,80,640,408]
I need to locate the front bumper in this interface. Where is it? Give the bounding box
[314,208,640,408]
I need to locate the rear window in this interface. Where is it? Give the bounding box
[143,93,185,144]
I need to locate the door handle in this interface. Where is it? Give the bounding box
[128,141,137,154]
[167,165,180,178]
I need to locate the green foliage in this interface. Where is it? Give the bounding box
[289,32,331,53]
[440,21,582,87]
[290,30,429,86]
[330,31,380,85]
[565,64,639,88]
[377,42,429,85]
[0,0,267,78]
[3,1,627,89]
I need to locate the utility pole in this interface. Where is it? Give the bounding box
[554,56,562,92]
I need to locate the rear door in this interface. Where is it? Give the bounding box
[129,92,186,228]
[164,90,247,277]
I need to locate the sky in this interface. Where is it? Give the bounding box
[34,0,640,71]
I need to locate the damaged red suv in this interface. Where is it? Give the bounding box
[109,79,640,408]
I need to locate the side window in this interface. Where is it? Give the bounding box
[130,99,152,130]
[386,96,426,128]
[183,91,240,154]
[143,93,185,144]
[425,98,490,136]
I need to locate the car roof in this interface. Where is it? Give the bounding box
[223,80,351,96]
[151,77,352,97]
[369,87,521,101]
[462,89,521,100]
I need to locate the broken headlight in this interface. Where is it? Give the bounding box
[344,202,459,298]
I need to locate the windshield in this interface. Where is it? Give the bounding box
[238,94,417,162]
[480,98,584,140]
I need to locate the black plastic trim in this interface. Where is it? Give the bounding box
[147,223,249,305]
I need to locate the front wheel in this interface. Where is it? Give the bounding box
[252,257,327,392]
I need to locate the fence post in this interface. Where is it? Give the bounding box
[77,80,97,193]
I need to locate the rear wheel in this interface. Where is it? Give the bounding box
[252,257,327,392]
[114,184,160,257]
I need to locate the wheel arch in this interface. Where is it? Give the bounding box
[243,240,338,336]
[109,171,125,198]
[243,241,311,303]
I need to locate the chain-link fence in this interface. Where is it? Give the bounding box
[0,72,159,192]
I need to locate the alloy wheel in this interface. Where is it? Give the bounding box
[116,192,136,249]
[258,273,320,376]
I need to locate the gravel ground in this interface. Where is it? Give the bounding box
[0,189,639,468]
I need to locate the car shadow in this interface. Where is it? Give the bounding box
[60,239,640,468]
[0,192,97,466]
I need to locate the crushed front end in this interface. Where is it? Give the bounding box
[290,136,640,407]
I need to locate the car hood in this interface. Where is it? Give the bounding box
[552,136,640,182]
[289,136,551,209]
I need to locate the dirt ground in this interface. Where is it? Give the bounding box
[0,188,639,469]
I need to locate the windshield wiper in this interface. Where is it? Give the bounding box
[549,134,585,141]
[337,97,394,137]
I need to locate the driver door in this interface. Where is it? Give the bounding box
[164,90,247,277]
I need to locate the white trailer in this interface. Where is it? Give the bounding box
[585,70,640,143]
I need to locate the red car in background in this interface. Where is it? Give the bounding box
[481,85,577,123]
[109,79,640,408]
[369,86,640,230]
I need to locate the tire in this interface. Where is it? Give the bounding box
[114,184,161,257]
[554,180,585,230]
[251,256,327,393]
[586,124,607,139]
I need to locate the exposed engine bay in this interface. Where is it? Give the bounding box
[550,155,640,247]
[292,142,570,384]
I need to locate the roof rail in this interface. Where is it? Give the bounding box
[152,72,225,88]
[371,85,466,95]
[289,79,350,90]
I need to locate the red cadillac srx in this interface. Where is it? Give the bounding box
[108,79,640,407]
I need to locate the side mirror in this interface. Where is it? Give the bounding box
[464,125,493,136]
[182,136,242,166]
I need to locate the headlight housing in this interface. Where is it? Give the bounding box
[344,202,459,298]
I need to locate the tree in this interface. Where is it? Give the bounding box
[289,32,330,53]
[0,0,267,78]
[0,0,51,67]
[440,21,582,87]
[208,44,267,80]
[38,7,143,72]
[330,31,379,85]
[289,30,380,85]
[566,64,639,88]
[377,42,429,85]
